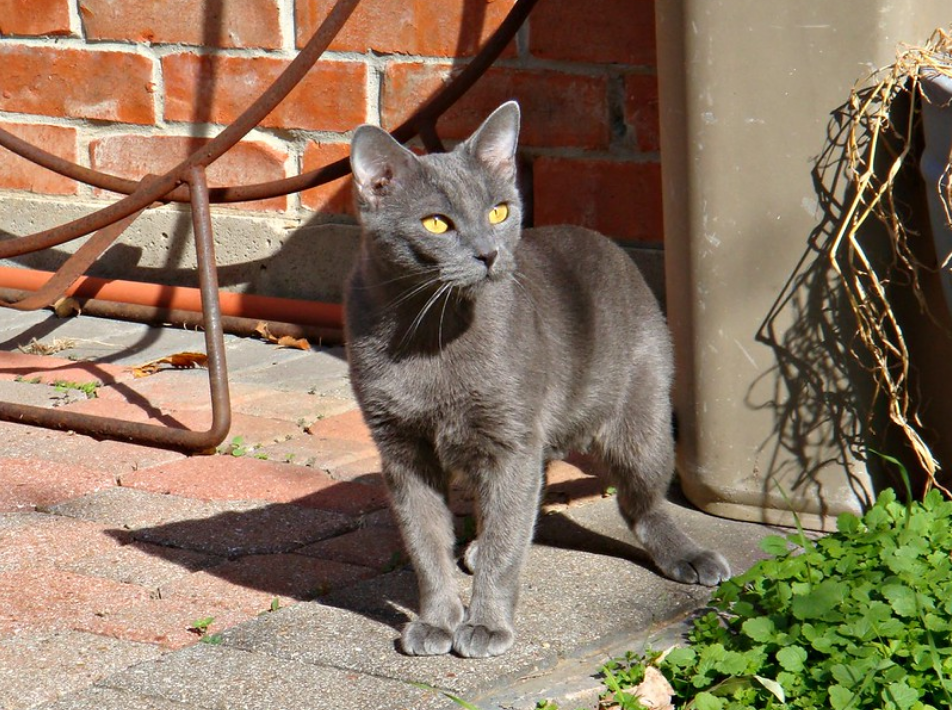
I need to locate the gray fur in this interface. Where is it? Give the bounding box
[345,102,730,658]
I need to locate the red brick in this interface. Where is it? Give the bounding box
[0,122,78,194]
[529,0,656,66]
[305,408,373,443]
[296,0,517,57]
[0,0,71,36]
[0,416,184,478]
[0,351,130,386]
[162,53,366,131]
[381,64,610,149]
[90,134,287,211]
[81,596,256,649]
[0,45,155,124]
[120,455,388,515]
[81,0,282,49]
[0,515,126,573]
[0,567,149,634]
[533,157,663,243]
[0,458,115,512]
[544,459,604,508]
[259,435,380,483]
[301,141,352,214]
[61,541,218,589]
[122,455,340,501]
[624,73,660,153]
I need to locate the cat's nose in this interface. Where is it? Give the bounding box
[477,249,498,270]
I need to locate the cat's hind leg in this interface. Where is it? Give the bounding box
[384,454,465,655]
[598,412,731,587]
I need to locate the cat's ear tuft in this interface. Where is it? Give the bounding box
[350,125,418,206]
[467,101,520,177]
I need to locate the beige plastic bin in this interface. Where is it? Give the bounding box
[656,1,950,529]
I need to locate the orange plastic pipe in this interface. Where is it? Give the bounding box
[0,266,344,329]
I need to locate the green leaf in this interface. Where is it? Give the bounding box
[791,580,845,620]
[663,646,697,668]
[754,675,786,703]
[829,684,858,710]
[883,681,919,710]
[760,535,790,557]
[776,645,808,672]
[741,616,776,643]
[881,583,918,617]
[692,691,725,710]
[836,512,861,534]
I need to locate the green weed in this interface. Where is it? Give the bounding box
[52,380,100,398]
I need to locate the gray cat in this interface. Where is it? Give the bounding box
[344,101,730,659]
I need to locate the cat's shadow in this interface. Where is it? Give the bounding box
[103,469,661,633]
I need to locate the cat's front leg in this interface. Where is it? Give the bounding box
[453,450,543,658]
[384,455,464,655]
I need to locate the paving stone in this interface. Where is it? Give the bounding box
[0,377,79,408]
[60,541,221,590]
[0,308,59,339]
[35,686,195,710]
[49,487,356,558]
[0,422,185,477]
[257,434,380,479]
[220,599,556,702]
[101,643,444,710]
[304,408,373,443]
[218,338,315,375]
[79,596,261,650]
[0,630,161,710]
[0,457,116,512]
[51,323,214,367]
[225,344,350,390]
[0,351,131,386]
[119,455,389,517]
[0,567,150,635]
[231,390,355,424]
[542,459,607,510]
[160,554,376,605]
[327,452,383,482]
[0,513,127,573]
[298,527,407,573]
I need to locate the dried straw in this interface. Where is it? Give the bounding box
[831,28,952,495]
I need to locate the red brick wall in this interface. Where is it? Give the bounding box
[0,0,661,244]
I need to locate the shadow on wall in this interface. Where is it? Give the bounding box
[747,86,935,510]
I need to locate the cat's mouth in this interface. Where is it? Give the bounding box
[442,260,511,291]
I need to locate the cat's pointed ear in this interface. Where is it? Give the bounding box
[466,101,520,177]
[350,125,419,206]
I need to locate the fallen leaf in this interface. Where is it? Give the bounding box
[133,352,209,378]
[629,666,675,710]
[254,322,310,351]
[52,297,82,318]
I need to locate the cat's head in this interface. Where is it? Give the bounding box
[350,101,523,292]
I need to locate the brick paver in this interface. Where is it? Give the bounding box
[0,325,613,710]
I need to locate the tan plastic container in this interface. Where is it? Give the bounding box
[656,1,950,529]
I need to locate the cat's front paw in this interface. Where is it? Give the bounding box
[452,623,514,658]
[401,621,455,656]
[658,549,731,587]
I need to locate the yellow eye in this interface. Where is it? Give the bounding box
[489,203,509,225]
[421,215,451,234]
